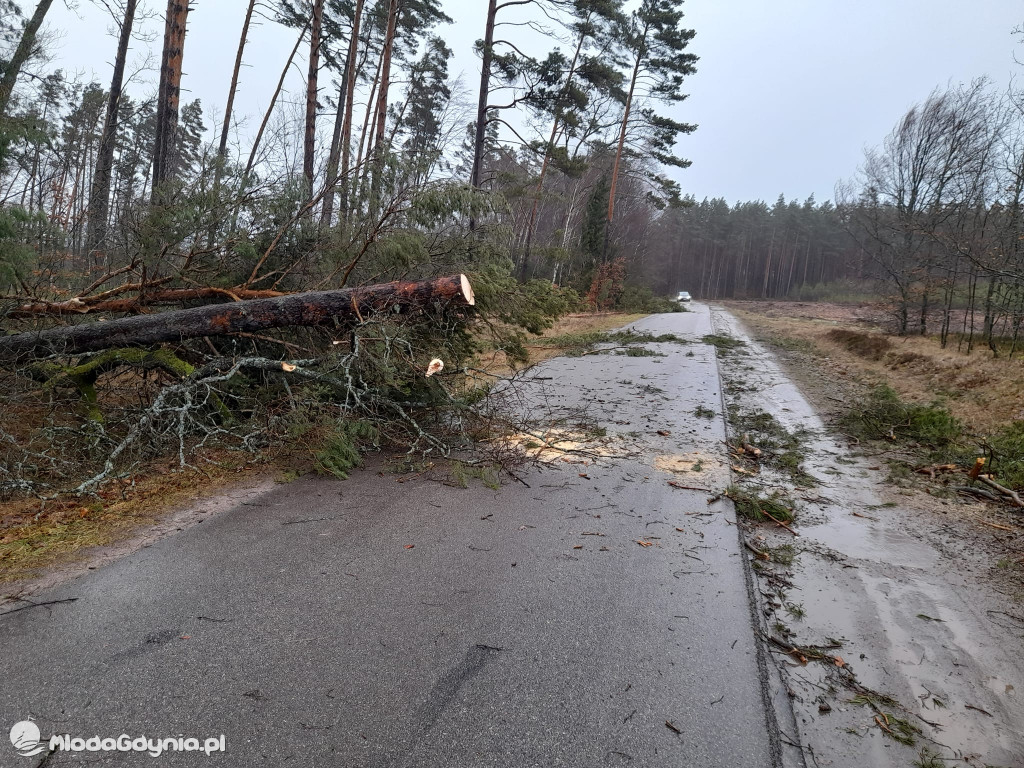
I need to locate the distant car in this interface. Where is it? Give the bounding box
[676,291,692,302]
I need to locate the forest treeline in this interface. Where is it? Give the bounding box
[634,194,864,302]
[640,77,1024,356]
[4,1,1021,352]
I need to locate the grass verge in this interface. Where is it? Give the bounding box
[0,453,270,585]
[728,302,1024,491]
[728,405,815,484]
[702,333,746,355]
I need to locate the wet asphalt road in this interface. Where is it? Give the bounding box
[0,307,780,767]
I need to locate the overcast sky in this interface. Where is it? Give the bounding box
[27,0,1024,204]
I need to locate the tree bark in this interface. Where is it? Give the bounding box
[8,285,283,318]
[0,0,55,116]
[151,0,190,204]
[368,0,400,215]
[521,15,589,278]
[303,0,325,198]
[337,0,365,223]
[603,23,647,262]
[320,62,350,229]
[0,275,476,361]
[354,51,384,188]
[207,0,256,246]
[468,0,498,230]
[218,0,256,163]
[86,0,139,261]
[373,0,400,155]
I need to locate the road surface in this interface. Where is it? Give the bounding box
[0,306,782,767]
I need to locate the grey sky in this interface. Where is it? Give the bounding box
[26,0,1024,204]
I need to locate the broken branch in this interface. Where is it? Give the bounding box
[977,476,1024,508]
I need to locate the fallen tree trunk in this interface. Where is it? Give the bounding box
[6,286,288,318]
[0,274,474,362]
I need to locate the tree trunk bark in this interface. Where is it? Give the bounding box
[353,53,383,190]
[303,0,325,198]
[983,275,999,356]
[218,0,256,163]
[919,285,929,336]
[521,16,589,279]
[151,0,190,204]
[603,31,645,262]
[370,0,397,190]
[0,276,475,362]
[337,0,365,223]
[468,0,497,229]
[86,0,139,262]
[0,0,55,116]
[320,61,351,229]
[762,227,775,298]
[369,0,400,216]
[374,0,400,155]
[206,0,256,247]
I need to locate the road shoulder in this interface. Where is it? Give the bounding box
[712,305,1024,767]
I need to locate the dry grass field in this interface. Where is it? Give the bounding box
[725,300,1024,436]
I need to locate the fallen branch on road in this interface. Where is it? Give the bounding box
[667,480,712,492]
[0,597,79,617]
[763,510,799,536]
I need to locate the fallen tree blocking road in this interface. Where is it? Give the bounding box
[0,274,475,361]
[6,286,289,318]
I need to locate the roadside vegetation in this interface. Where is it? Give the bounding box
[727,405,815,485]
[0,0,700,580]
[731,304,1024,501]
[725,485,795,524]
[701,333,746,356]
